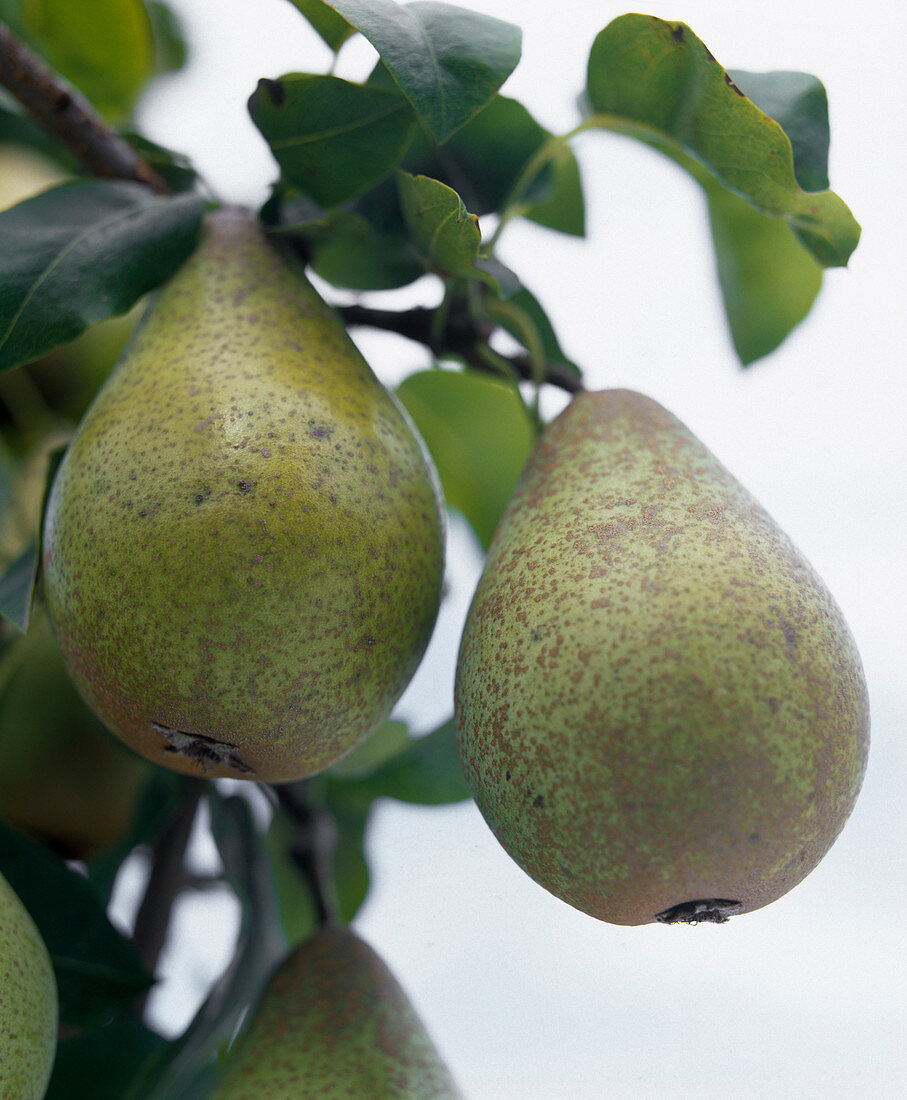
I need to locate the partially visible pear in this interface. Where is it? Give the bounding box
[42,207,444,783]
[0,870,58,1099]
[455,389,869,925]
[210,927,462,1099]
[0,612,151,860]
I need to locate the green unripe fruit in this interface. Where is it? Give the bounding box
[210,927,462,1099]
[455,389,869,925]
[41,207,444,783]
[0,870,58,1099]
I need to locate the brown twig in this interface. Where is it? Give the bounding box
[338,303,584,394]
[0,21,168,193]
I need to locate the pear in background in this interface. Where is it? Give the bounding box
[0,870,58,1100]
[0,612,151,860]
[210,927,462,1099]
[456,389,869,925]
[42,207,444,783]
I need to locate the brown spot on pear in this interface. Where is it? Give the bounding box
[0,870,58,1099]
[41,207,445,783]
[210,927,462,1099]
[455,389,869,925]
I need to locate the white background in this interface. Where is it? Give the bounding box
[114,1,907,1096]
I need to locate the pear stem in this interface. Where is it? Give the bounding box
[0,21,169,194]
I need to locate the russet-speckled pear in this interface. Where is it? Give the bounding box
[455,389,869,925]
[210,928,462,1099]
[42,207,444,783]
[0,870,58,1100]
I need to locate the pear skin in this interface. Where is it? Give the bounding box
[0,870,58,1099]
[455,389,869,925]
[210,927,462,1099]
[41,208,444,783]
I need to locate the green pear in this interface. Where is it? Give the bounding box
[0,612,151,860]
[41,207,444,783]
[455,389,869,925]
[210,927,462,1099]
[0,870,58,1099]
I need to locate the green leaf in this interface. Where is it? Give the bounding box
[261,808,319,948]
[397,368,535,548]
[0,181,204,372]
[0,442,65,632]
[488,284,581,378]
[249,74,415,206]
[397,171,493,285]
[728,69,830,193]
[121,132,199,194]
[47,1016,170,1100]
[285,0,355,51]
[21,0,154,121]
[324,787,370,922]
[706,176,823,364]
[324,0,521,142]
[334,718,470,805]
[329,719,411,780]
[406,93,584,235]
[0,819,154,1025]
[0,541,37,631]
[144,0,188,77]
[584,14,860,268]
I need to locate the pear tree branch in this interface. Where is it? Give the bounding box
[337,303,584,394]
[0,21,168,193]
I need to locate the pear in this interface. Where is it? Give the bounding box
[0,612,151,860]
[210,927,462,1099]
[0,870,58,1099]
[41,207,444,784]
[455,389,869,925]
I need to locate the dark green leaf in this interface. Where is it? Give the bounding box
[0,819,154,1025]
[405,93,584,235]
[336,719,470,805]
[285,0,354,51]
[325,0,521,142]
[706,177,823,364]
[135,790,286,1100]
[0,181,204,372]
[21,0,155,121]
[397,368,535,548]
[488,285,581,377]
[144,0,188,77]
[262,807,319,947]
[0,104,80,173]
[584,14,860,268]
[122,132,199,193]
[728,69,829,192]
[329,719,411,780]
[47,1015,170,1100]
[0,541,37,631]
[249,74,415,206]
[324,788,370,922]
[0,441,65,631]
[398,171,495,286]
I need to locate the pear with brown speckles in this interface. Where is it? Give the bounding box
[455,389,869,925]
[42,207,444,783]
[210,927,462,1099]
[0,870,58,1099]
